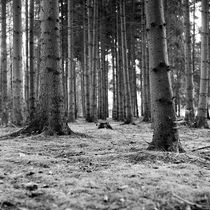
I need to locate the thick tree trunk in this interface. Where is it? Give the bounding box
[145,0,184,152]
[194,0,209,128]
[21,0,71,135]
[13,0,23,125]
[1,0,8,126]
[183,0,195,125]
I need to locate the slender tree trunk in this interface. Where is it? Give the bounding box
[194,0,209,128]
[25,0,29,116]
[68,0,75,122]
[141,0,151,122]
[36,40,41,101]
[90,0,98,121]
[117,7,124,121]
[60,0,68,119]
[29,0,35,120]
[192,0,196,76]
[85,0,92,121]
[13,0,23,125]
[1,0,8,126]
[145,0,184,152]
[120,0,132,123]
[130,0,138,118]
[183,0,195,125]
[112,42,117,120]
[82,0,87,118]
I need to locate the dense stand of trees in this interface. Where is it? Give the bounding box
[0,0,209,151]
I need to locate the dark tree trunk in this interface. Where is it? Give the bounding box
[145,0,184,152]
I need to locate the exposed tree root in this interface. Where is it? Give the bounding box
[0,119,73,140]
[147,142,185,153]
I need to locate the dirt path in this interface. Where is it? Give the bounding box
[0,119,210,210]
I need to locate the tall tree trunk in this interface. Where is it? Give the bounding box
[29,0,35,120]
[68,0,75,122]
[25,0,29,116]
[120,0,132,123]
[194,0,209,128]
[90,0,98,121]
[36,40,41,101]
[85,0,92,121]
[82,0,87,118]
[1,0,8,126]
[141,0,151,122]
[60,0,68,119]
[13,0,23,125]
[117,7,124,121]
[145,0,184,152]
[19,0,72,135]
[183,0,195,125]
[129,0,138,118]
[112,41,117,120]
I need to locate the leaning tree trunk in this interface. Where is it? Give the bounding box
[145,0,184,152]
[183,0,195,125]
[13,0,23,126]
[1,0,8,126]
[194,0,209,128]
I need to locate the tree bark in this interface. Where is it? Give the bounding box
[68,0,76,122]
[23,0,71,135]
[1,0,8,126]
[194,0,209,128]
[29,0,35,121]
[90,0,98,122]
[183,0,195,125]
[13,0,23,125]
[120,0,132,123]
[25,0,29,117]
[141,0,151,122]
[85,0,92,121]
[145,0,184,152]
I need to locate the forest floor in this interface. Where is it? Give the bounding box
[0,119,210,210]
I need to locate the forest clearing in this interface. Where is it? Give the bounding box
[0,119,210,210]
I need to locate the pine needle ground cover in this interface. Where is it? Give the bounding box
[0,119,210,210]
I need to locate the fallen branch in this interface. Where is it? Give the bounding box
[172,193,203,209]
[192,146,210,152]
